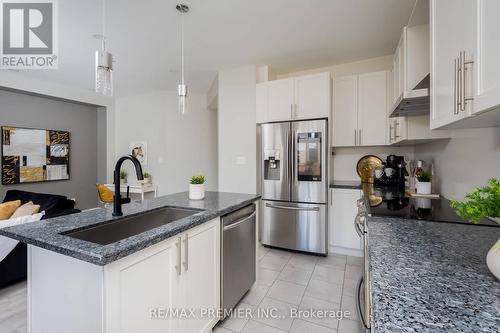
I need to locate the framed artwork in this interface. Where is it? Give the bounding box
[1,126,70,185]
[129,141,147,166]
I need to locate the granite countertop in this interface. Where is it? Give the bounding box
[367,216,500,332]
[329,180,362,189]
[0,191,260,266]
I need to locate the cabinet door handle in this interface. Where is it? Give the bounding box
[454,58,459,115]
[389,124,393,143]
[460,51,475,111]
[175,237,182,275]
[294,104,298,119]
[182,234,188,271]
[394,121,401,139]
[358,129,362,146]
[354,129,357,146]
[290,104,294,119]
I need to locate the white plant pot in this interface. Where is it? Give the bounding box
[486,217,500,280]
[141,177,152,185]
[120,178,127,185]
[189,184,205,200]
[416,181,431,195]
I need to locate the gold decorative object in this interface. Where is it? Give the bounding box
[356,155,383,184]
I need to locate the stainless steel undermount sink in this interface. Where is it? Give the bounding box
[63,207,202,245]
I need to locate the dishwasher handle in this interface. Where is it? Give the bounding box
[223,211,256,231]
[265,203,320,212]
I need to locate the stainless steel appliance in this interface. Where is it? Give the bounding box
[221,204,256,318]
[260,119,328,255]
[355,198,373,331]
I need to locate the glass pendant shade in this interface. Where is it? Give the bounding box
[178,84,188,115]
[95,50,113,96]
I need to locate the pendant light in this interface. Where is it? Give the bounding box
[94,0,113,96]
[177,3,189,115]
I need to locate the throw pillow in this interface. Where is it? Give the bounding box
[0,200,21,220]
[97,184,114,203]
[10,201,41,218]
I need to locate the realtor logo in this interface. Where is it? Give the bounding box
[1,0,58,69]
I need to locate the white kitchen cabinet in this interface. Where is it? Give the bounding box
[358,71,388,146]
[329,188,362,256]
[472,0,500,115]
[333,71,388,147]
[105,236,181,333]
[256,83,269,123]
[430,0,473,128]
[105,218,220,333]
[294,72,331,120]
[184,220,221,333]
[255,72,331,123]
[333,75,358,146]
[267,78,295,122]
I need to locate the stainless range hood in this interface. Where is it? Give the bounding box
[390,74,429,118]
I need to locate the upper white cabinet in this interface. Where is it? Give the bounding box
[431,0,500,129]
[256,83,269,123]
[472,0,500,115]
[333,71,388,147]
[333,75,358,146]
[294,72,331,120]
[430,0,473,128]
[267,78,295,122]
[358,71,389,146]
[256,72,331,123]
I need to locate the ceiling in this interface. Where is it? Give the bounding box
[10,0,416,97]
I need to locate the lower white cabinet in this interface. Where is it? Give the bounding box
[105,218,221,333]
[28,218,221,333]
[329,188,362,256]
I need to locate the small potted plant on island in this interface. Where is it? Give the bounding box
[189,174,205,200]
[120,170,128,184]
[142,172,152,185]
[450,178,500,279]
[416,170,432,194]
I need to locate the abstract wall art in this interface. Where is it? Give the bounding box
[1,126,70,185]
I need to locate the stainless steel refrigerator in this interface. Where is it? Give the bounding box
[260,119,328,255]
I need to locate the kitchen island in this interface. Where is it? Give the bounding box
[0,191,260,333]
[367,216,500,332]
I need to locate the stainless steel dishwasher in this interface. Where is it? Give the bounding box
[221,203,256,317]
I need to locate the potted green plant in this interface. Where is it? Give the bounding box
[119,170,128,184]
[416,170,432,194]
[450,178,500,279]
[142,172,152,185]
[189,174,205,200]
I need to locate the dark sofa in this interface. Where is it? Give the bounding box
[0,190,81,288]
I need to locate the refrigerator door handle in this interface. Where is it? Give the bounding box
[265,203,320,212]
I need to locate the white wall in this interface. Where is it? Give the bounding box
[218,66,257,194]
[415,128,500,200]
[115,90,218,195]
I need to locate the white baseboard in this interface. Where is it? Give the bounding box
[329,245,362,257]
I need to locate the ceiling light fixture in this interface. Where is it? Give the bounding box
[177,3,189,115]
[94,0,113,96]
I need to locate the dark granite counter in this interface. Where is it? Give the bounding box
[329,180,362,189]
[0,191,260,266]
[367,216,500,332]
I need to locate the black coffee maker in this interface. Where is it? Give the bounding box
[374,155,406,188]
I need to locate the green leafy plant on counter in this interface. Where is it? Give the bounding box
[143,172,151,179]
[450,178,500,224]
[417,170,432,182]
[120,170,128,180]
[190,174,205,185]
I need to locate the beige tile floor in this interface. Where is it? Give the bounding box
[214,244,364,333]
[0,244,364,333]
